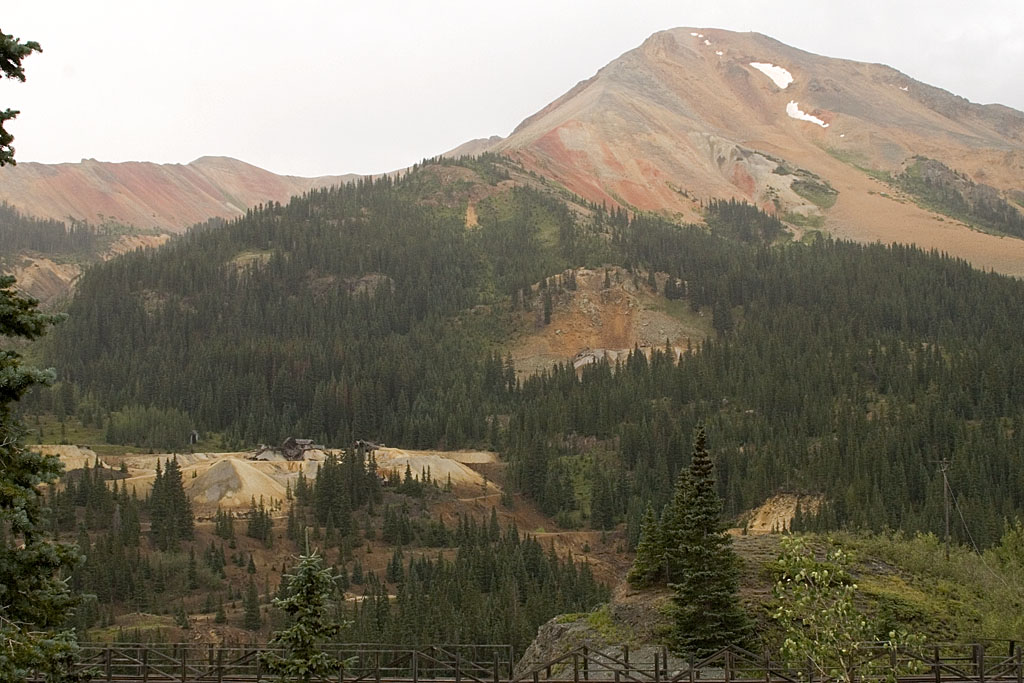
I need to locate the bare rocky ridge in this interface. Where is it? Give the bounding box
[469,28,1024,274]
[0,156,355,233]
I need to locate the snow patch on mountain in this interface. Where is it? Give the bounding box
[786,101,829,127]
[750,62,794,89]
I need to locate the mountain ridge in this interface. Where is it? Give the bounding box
[0,155,356,233]
[471,27,1024,273]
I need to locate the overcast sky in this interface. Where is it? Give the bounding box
[4,0,1023,177]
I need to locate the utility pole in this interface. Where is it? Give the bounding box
[939,459,950,561]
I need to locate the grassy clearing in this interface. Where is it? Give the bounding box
[27,414,229,456]
[824,147,893,182]
[791,179,838,209]
[782,212,825,229]
[555,604,633,642]
[26,415,134,455]
[800,229,824,245]
[646,297,713,338]
[229,249,273,270]
[830,531,1024,640]
[726,530,1024,644]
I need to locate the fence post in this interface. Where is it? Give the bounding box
[142,647,149,683]
[764,649,770,683]
[977,644,986,683]
[455,651,462,683]
[413,649,419,683]
[583,647,589,682]
[256,649,262,683]
[495,651,501,683]
[105,646,112,682]
[688,653,694,683]
[182,645,188,683]
[217,649,224,683]
[1015,646,1022,683]
[725,650,732,683]
[375,651,381,683]
[654,651,660,683]
[933,647,941,683]
[807,658,814,683]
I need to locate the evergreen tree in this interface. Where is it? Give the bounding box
[243,575,261,631]
[0,275,82,681]
[665,427,749,656]
[150,456,193,551]
[187,546,199,589]
[1,29,42,166]
[260,549,346,682]
[214,598,226,624]
[626,503,663,586]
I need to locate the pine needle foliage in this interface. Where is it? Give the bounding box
[0,275,82,681]
[626,427,750,655]
[626,503,663,587]
[260,548,347,682]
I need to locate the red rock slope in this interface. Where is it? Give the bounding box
[481,28,1024,274]
[0,156,356,233]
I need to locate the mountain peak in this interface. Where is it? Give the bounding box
[480,28,1024,273]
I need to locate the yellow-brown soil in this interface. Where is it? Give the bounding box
[509,266,712,376]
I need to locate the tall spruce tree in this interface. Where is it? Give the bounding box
[149,456,193,551]
[0,275,81,681]
[664,427,749,656]
[260,547,346,682]
[243,575,261,631]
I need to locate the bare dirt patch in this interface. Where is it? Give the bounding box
[509,266,712,376]
[9,257,82,303]
[739,493,823,533]
[373,447,498,496]
[188,457,287,510]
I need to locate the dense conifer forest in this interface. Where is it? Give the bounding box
[49,449,606,649]
[0,201,100,259]
[32,157,1024,551]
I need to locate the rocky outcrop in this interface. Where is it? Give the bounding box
[515,606,689,680]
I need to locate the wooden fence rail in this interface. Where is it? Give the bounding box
[40,641,1022,683]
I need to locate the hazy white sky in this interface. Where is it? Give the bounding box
[4,0,1023,177]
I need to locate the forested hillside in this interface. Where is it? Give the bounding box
[36,157,1024,547]
[54,449,606,648]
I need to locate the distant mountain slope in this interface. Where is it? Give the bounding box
[476,28,1024,274]
[0,156,356,233]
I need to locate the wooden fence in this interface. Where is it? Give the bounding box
[52,640,1023,683]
